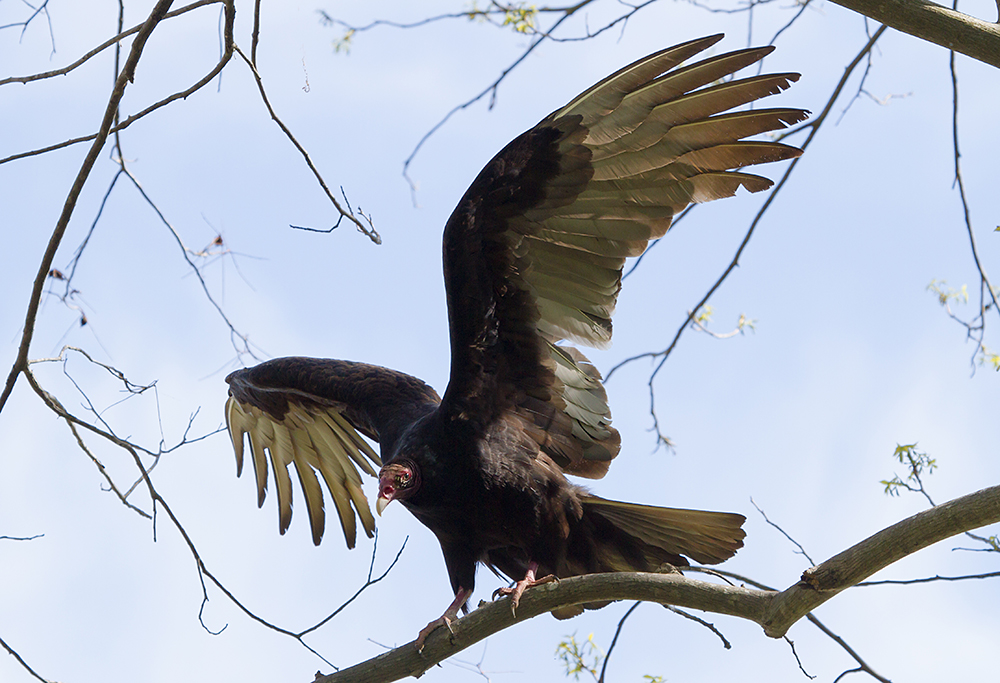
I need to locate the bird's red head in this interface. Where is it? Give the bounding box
[376,461,420,515]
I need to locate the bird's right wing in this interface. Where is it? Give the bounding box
[437,34,807,478]
[225,357,440,549]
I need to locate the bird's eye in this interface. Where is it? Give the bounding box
[396,472,410,486]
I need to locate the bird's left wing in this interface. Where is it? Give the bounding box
[438,35,807,476]
[225,357,440,548]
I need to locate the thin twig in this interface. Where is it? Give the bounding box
[27,351,391,666]
[299,535,409,637]
[805,615,891,683]
[698,568,891,683]
[400,9,574,203]
[116,163,259,359]
[0,0,178,416]
[61,170,124,297]
[233,45,381,244]
[0,2,235,169]
[784,636,816,679]
[0,0,55,56]
[751,497,815,564]
[665,605,733,649]
[860,570,1000,586]
[948,14,999,376]
[0,0,221,88]
[0,634,54,683]
[605,25,889,446]
[597,601,640,683]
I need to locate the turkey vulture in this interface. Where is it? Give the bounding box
[225,34,806,644]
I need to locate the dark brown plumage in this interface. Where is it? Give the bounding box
[225,34,806,642]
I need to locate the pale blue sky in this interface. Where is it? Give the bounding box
[2,1,998,682]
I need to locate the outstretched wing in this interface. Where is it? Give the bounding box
[439,34,806,476]
[225,357,440,548]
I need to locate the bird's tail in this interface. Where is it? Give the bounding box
[553,495,746,618]
[583,495,746,567]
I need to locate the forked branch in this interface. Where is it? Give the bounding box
[321,483,1000,682]
[0,0,178,415]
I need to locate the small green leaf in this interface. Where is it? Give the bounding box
[977,344,1000,370]
[882,444,936,496]
[555,633,603,681]
[926,279,968,306]
[333,29,355,54]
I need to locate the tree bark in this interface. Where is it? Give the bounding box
[321,483,1000,683]
[830,0,1000,68]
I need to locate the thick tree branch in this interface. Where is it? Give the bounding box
[762,483,1000,637]
[321,483,999,682]
[324,573,770,683]
[701,569,891,682]
[829,0,1000,68]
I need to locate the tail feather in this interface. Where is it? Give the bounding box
[492,494,746,620]
[583,496,746,566]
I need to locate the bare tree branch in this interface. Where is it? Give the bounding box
[0,2,235,169]
[0,0,222,87]
[0,0,179,416]
[784,636,817,680]
[807,614,890,683]
[751,497,816,565]
[115,162,261,358]
[319,482,1000,682]
[664,604,733,649]
[399,8,574,201]
[234,45,381,244]
[762,483,1000,637]
[0,0,55,55]
[829,0,1000,68]
[0,633,54,683]
[947,12,1000,374]
[597,601,640,683]
[699,569,892,683]
[22,354,393,666]
[860,570,1000,586]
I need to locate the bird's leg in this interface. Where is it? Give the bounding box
[492,561,558,616]
[415,587,472,652]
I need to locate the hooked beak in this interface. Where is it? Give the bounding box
[376,482,394,516]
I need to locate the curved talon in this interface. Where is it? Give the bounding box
[494,563,558,616]
[415,587,472,652]
[415,615,453,653]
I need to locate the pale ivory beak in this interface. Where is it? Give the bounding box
[376,494,391,516]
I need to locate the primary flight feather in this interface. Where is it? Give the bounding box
[225,34,806,644]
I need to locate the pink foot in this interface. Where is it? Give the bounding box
[492,562,558,615]
[415,587,472,652]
